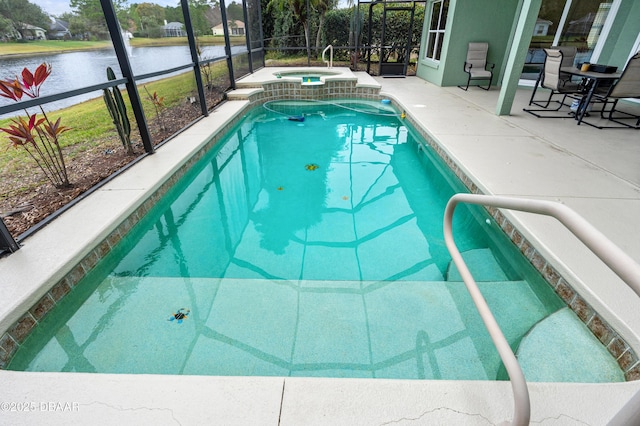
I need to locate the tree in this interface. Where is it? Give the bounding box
[70,0,127,39]
[188,0,216,36]
[58,12,77,22]
[0,0,50,39]
[323,8,350,56]
[260,0,275,44]
[69,15,92,38]
[164,6,184,24]
[0,14,14,38]
[204,6,221,29]
[267,0,311,62]
[136,2,165,29]
[226,1,244,22]
[270,5,304,51]
[313,0,335,53]
[116,5,138,33]
[70,0,105,23]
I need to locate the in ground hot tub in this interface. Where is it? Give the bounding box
[274,69,342,85]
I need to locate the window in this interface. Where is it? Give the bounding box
[424,0,449,61]
[524,0,614,77]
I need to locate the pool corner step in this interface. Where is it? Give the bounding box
[446,248,508,282]
[515,307,625,383]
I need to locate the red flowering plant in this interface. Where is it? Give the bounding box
[144,85,166,131]
[0,63,71,188]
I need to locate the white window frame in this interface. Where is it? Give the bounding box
[424,0,449,62]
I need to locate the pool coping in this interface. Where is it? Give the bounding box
[1,69,640,423]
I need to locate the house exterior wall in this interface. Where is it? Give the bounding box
[416,0,640,88]
[212,21,245,37]
[416,0,519,87]
[596,0,640,69]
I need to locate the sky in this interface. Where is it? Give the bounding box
[38,0,349,18]
[37,0,72,16]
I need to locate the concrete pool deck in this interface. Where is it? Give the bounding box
[1,71,640,424]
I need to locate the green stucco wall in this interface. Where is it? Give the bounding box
[416,0,520,87]
[596,1,640,69]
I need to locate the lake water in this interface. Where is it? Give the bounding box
[0,44,246,117]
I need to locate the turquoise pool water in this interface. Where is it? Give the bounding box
[7,100,623,381]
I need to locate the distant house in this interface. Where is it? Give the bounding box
[533,19,552,36]
[211,20,245,36]
[163,22,185,37]
[18,23,47,40]
[49,19,71,40]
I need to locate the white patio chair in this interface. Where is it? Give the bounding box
[458,42,495,91]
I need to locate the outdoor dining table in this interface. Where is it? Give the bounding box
[560,66,622,124]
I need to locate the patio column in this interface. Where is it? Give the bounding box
[496,0,542,116]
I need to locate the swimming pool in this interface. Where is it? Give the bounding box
[5,100,624,381]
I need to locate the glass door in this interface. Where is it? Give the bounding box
[556,0,613,64]
[523,0,615,79]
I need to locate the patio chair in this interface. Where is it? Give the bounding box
[553,45,577,85]
[526,46,577,103]
[524,48,583,117]
[581,51,640,129]
[458,42,495,91]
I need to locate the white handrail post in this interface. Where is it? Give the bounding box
[444,193,640,424]
[322,45,333,68]
[444,197,530,426]
[449,194,640,295]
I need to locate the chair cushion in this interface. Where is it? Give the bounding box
[469,69,492,78]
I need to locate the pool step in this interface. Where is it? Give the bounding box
[226,87,264,101]
[447,250,624,382]
[514,307,624,382]
[446,248,508,282]
[54,276,548,380]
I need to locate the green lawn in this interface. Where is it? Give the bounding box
[0,40,111,55]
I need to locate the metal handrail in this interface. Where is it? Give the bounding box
[322,44,334,68]
[443,193,640,425]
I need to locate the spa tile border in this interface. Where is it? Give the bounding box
[233,78,382,102]
[401,107,640,381]
[1,87,638,382]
